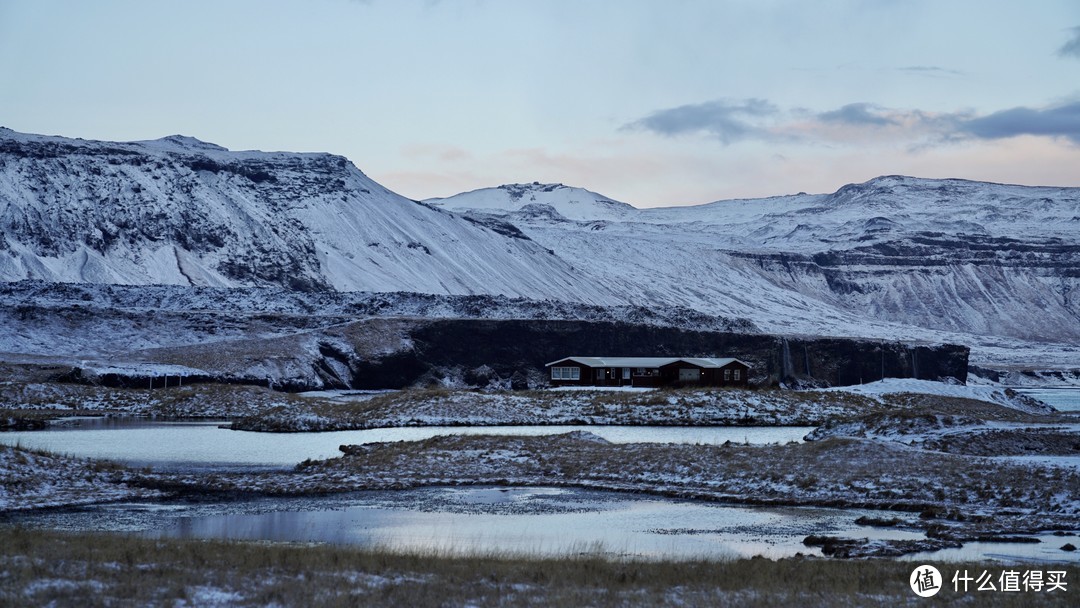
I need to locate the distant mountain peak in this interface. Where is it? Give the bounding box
[498,182,568,201]
[141,134,229,152]
[0,128,604,300]
[427,182,636,221]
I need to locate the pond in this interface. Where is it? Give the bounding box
[1016,388,1080,413]
[0,486,923,561]
[6,486,1076,564]
[0,419,813,471]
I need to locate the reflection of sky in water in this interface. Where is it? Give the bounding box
[0,420,813,471]
[142,487,934,560]
[1016,388,1080,412]
[902,535,1080,565]
[8,486,1078,563]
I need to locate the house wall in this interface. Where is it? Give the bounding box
[549,363,659,387]
[717,361,750,387]
[547,361,590,387]
[659,361,705,386]
[658,361,750,387]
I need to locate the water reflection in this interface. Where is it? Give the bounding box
[1016,388,1080,413]
[142,486,926,560]
[0,420,813,471]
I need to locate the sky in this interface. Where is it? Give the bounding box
[2,0,1079,207]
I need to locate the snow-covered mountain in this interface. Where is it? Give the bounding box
[2,128,1078,369]
[429,178,1080,366]
[0,128,609,301]
[426,182,636,221]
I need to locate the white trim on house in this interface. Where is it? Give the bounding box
[545,356,751,369]
[545,356,678,368]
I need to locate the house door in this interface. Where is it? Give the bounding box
[622,367,630,384]
[678,368,700,383]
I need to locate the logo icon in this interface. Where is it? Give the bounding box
[910,565,942,597]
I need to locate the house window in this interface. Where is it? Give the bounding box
[733,369,741,381]
[724,369,732,381]
[551,367,580,380]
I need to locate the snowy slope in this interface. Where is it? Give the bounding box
[426,182,636,221]
[2,127,1078,370]
[430,176,1080,362]
[817,378,1053,413]
[0,128,612,302]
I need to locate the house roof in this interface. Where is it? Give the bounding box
[680,357,752,368]
[546,356,750,369]
[547,356,679,368]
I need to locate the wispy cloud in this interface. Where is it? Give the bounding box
[626,98,1080,148]
[1057,26,1080,58]
[621,98,780,144]
[895,65,965,77]
[957,102,1080,144]
[817,103,899,127]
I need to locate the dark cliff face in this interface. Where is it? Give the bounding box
[344,319,968,389]
[0,135,351,291]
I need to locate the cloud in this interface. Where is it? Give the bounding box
[817,103,898,127]
[622,98,779,144]
[1058,26,1080,58]
[628,98,1080,148]
[628,99,962,146]
[895,65,964,77]
[957,102,1080,144]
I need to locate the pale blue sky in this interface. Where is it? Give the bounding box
[2,0,1079,205]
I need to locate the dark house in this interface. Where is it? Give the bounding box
[546,356,751,388]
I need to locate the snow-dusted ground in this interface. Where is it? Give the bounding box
[0,281,752,373]
[231,387,885,432]
[141,432,1080,540]
[0,445,161,510]
[817,378,1054,414]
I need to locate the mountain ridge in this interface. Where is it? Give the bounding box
[0,128,613,302]
[1,128,1078,368]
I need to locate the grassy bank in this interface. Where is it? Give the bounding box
[1,528,1073,607]
[0,381,311,419]
[232,387,885,431]
[0,445,162,510]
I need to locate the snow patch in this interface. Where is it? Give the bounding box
[817,378,1055,413]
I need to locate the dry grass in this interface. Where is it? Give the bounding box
[0,528,1071,607]
[0,381,311,419]
[0,409,55,430]
[234,386,886,432]
[877,393,1072,423]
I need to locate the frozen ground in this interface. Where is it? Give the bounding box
[818,378,1054,414]
[230,387,886,432]
[0,445,161,510]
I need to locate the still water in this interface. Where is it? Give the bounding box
[0,419,812,471]
[2,486,922,560]
[1016,388,1080,413]
[4,414,1078,563]
[7,486,1076,564]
